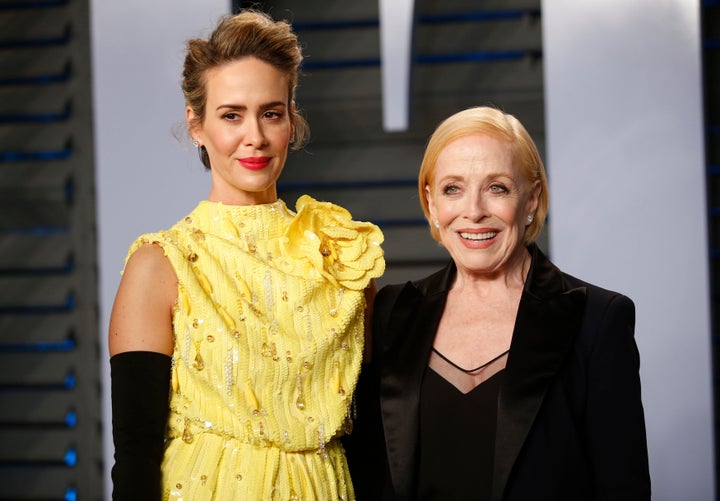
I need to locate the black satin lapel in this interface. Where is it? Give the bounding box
[380,282,447,500]
[491,286,586,501]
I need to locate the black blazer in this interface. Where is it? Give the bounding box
[346,245,650,501]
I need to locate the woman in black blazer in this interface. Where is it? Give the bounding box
[346,106,650,500]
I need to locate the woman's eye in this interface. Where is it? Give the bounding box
[223,112,240,121]
[489,184,508,194]
[442,184,460,195]
[264,110,283,119]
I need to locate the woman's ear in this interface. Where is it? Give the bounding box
[186,106,201,145]
[425,184,437,221]
[290,100,297,143]
[527,179,541,214]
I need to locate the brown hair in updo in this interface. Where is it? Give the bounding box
[182,10,309,169]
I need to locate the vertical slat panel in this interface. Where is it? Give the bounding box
[0,0,102,498]
[702,0,720,487]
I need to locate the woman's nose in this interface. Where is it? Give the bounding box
[244,117,266,146]
[465,192,489,221]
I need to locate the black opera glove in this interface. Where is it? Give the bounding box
[111,351,171,501]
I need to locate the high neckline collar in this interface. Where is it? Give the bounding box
[185,199,294,240]
[197,198,289,213]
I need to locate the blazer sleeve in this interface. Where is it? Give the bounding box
[583,293,651,500]
[345,284,404,501]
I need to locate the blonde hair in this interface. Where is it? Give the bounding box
[418,106,548,245]
[182,10,309,169]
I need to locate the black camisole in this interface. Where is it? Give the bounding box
[416,367,503,500]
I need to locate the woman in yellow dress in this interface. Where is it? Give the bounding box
[108,11,384,500]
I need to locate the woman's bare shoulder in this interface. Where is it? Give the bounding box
[109,243,177,356]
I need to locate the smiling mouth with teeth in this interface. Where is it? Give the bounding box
[460,231,497,241]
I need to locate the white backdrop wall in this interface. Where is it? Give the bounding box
[543,0,714,499]
[90,1,229,499]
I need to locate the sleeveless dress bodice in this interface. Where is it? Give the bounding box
[125,195,385,500]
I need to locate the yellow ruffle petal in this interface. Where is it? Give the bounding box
[245,380,260,412]
[235,273,253,301]
[194,267,213,296]
[216,304,236,331]
[179,285,191,315]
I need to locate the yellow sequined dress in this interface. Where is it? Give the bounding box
[125,195,385,501]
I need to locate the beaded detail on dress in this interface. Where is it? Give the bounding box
[125,196,384,501]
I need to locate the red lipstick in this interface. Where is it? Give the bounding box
[239,156,270,170]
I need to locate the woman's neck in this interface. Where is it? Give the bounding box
[451,247,531,297]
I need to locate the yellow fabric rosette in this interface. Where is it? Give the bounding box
[283,195,385,290]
